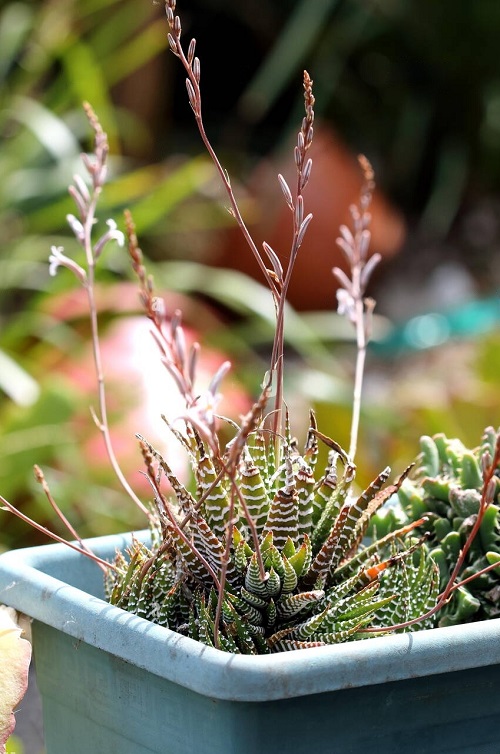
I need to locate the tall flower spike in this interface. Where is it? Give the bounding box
[332,155,382,460]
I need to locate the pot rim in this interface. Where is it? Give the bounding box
[1,530,499,702]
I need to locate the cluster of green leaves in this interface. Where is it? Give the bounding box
[106,414,438,653]
[373,427,500,626]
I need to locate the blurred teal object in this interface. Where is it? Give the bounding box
[373,297,500,355]
[2,533,500,752]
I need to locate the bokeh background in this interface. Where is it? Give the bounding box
[2,0,500,554]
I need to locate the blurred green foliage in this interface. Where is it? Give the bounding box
[6,734,24,753]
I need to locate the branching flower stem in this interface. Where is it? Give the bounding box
[33,465,96,560]
[269,72,314,443]
[164,2,315,447]
[146,470,222,593]
[164,4,276,300]
[9,105,153,555]
[73,104,151,520]
[333,157,380,462]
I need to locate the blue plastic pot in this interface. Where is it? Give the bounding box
[1,531,500,754]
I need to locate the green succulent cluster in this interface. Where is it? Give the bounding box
[105,413,438,654]
[391,426,500,626]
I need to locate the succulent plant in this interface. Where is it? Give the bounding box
[0,0,444,656]
[104,409,439,654]
[389,426,500,626]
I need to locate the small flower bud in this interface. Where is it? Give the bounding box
[296,212,313,248]
[278,174,293,211]
[300,158,312,190]
[187,38,196,64]
[166,6,175,26]
[193,57,201,84]
[186,78,197,110]
[167,32,178,54]
[66,213,85,244]
[294,195,304,228]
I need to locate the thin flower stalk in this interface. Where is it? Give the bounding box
[50,103,151,520]
[163,1,316,444]
[270,71,315,442]
[163,1,276,297]
[333,156,381,461]
[143,457,222,592]
[125,210,226,456]
[0,493,113,573]
[33,465,96,561]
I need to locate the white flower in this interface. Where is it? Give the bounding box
[192,389,221,428]
[93,219,125,259]
[48,246,87,284]
[48,245,64,276]
[336,288,357,324]
[105,219,125,246]
[176,361,231,455]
